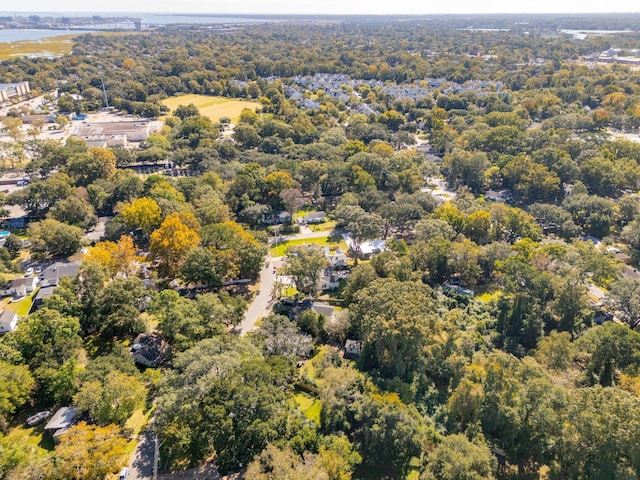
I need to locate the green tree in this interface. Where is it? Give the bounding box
[0,362,34,419]
[28,218,83,257]
[421,434,496,480]
[285,244,328,295]
[73,370,146,426]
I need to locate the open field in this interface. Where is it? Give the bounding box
[161,94,261,123]
[0,31,141,60]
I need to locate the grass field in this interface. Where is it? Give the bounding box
[0,32,141,60]
[162,94,261,123]
[269,234,347,257]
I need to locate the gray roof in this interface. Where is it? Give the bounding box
[311,302,335,318]
[304,211,326,220]
[45,406,76,431]
[10,277,36,288]
[42,262,80,284]
[0,310,17,323]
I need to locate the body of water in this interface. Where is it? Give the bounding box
[0,29,95,43]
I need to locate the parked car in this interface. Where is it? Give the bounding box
[24,267,34,277]
[35,266,42,274]
[118,467,129,479]
[26,410,50,426]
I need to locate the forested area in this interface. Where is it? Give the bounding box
[2,14,640,479]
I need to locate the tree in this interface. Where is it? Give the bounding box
[47,195,97,229]
[442,149,489,193]
[280,187,304,224]
[553,387,640,480]
[258,314,313,357]
[285,244,328,295]
[180,247,224,288]
[74,371,146,426]
[28,219,83,257]
[84,235,140,278]
[350,279,440,381]
[45,422,128,480]
[334,205,383,262]
[120,197,162,237]
[201,221,266,279]
[246,444,331,480]
[421,434,496,480]
[150,213,201,277]
[0,362,34,419]
[609,279,640,330]
[3,308,82,369]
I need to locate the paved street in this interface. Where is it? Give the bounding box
[128,419,156,480]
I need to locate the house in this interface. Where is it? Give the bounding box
[263,211,292,225]
[131,333,169,368]
[0,310,18,333]
[485,189,513,203]
[302,211,327,224]
[324,247,348,268]
[344,339,363,359]
[0,276,38,298]
[44,406,77,444]
[319,271,340,291]
[30,262,80,312]
[359,239,388,259]
[312,302,335,321]
[0,81,30,102]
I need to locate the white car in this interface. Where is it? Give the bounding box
[24,267,34,277]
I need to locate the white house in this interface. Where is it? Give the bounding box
[0,310,18,333]
[0,277,38,298]
[324,247,348,268]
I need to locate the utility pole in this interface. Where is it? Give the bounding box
[98,67,109,108]
[153,435,161,480]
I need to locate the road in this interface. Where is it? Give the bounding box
[239,255,282,335]
[128,419,156,480]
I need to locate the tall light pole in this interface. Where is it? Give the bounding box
[98,67,109,108]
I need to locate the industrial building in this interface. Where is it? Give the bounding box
[0,82,31,102]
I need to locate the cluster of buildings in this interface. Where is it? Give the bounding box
[71,119,161,148]
[261,73,503,114]
[0,82,31,103]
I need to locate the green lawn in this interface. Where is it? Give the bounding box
[5,287,38,316]
[294,393,322,425]
[270,235,347,257]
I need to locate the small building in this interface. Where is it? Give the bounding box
[131,333,169,368]
[302,211,327,224]
[263,211,291,225]
[44,406,77,444]
[21,113,56,124]
[0,310,18,333]
[324,247,348,268]
[311,302,335,321]
[319,271,340,291]
[359,239,387,260]
[485,189,513,203]
[0,276,38,298]
[344,339,363,359]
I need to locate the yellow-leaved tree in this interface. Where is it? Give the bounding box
[121,197,162,237]
[85,235,140,278]
[150,213,201,277]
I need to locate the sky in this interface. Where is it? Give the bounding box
[7,0,640,15]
